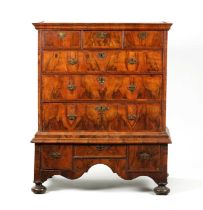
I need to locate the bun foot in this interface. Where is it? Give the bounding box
[154,184,170,195]
[31,183,47,194]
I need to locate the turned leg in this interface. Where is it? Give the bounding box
[154,183,170,195]
[31,182,47,194]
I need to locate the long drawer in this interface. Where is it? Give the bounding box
[42,75,162,101]
[42,103,162,131]
[42,50,162,73]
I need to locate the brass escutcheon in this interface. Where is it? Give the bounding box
[95,145,110,151]
[138,152,151,160]
[67,114,77,120]
[138,32,147,40]
[128,84,136,93]
[128,58,137,64]
[67,84,76,91]
[68,58,78,65]
[50,152,61,159]
[97,32,108,38]
[95,106,109,112]
[98,52,106,59]
[97,76,105,85]
[128,114,137,120]
[58,31,66,39]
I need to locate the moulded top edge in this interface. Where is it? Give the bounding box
[32,22,172,31]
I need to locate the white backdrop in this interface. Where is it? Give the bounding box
[0,0,203,209]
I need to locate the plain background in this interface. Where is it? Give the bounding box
[0,0,203,209]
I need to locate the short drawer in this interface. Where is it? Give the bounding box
[41,144,72,169]
[83,31,122,49]
[124,31,163,48]
[43,31,80,49]
[128,145,160,172]
[74,145,126,158]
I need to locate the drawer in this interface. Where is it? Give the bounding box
[41,144,72,169]
[43,31,80,49]
[128,145,160,172]
[42,50,162,73]
[74,145,126,158]
[42,103,161,131]
[124,31,163,48]
[42,75,162,101]
[83,31,122,48]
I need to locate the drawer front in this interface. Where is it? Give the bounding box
[42,50,162,73]
[42,75,162,101]
[41,144,72,170]
[83,31,122,48]
[42,103,161,131]
[43,31,80,49]
[74,145,126,157]
[128,145,160,172]
[124,31,163,48]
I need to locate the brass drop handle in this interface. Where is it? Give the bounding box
[138,152,151,160]
[128,58,137,64]
[67,114,77,120]
[58,31,66,39]
[50,152,61,159]
[67,84,76,91]
[95,106,109,112]
[95,145,110,151]
[128,115,137,120]
[97,76,105,85]
[128,84,136,93]
[138,32,147,40]
[68,58,78,65]
[97,32,109,38]
[98,52,106,59]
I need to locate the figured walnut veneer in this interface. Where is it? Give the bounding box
[31,22,172,195]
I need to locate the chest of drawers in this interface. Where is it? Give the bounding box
[31,23,172,195]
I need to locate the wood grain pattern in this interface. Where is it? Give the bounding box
[42,50,162,73]
[124,31,163,48]
[83,31,122,48]
[128,145,160,172]
[43,31,80,49]
[42,75,162,101]
[42,103,162,131]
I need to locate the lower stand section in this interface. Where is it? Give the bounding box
[32,136,171,194]
[154,183,170,195]
[31,183,47,194]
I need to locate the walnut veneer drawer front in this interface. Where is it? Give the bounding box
[128,145,160,172]
[41,145,72,170]
[42,50,162,73]
[83,31,122,48]
[42,75,162,101]
[43,31,80,49]
[74,145,126,158]
[42,103,161,131]
[124,31,163,48]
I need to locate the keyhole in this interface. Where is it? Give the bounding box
[98,52,106,59]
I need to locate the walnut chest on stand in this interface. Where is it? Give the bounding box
[31,22,172,195]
